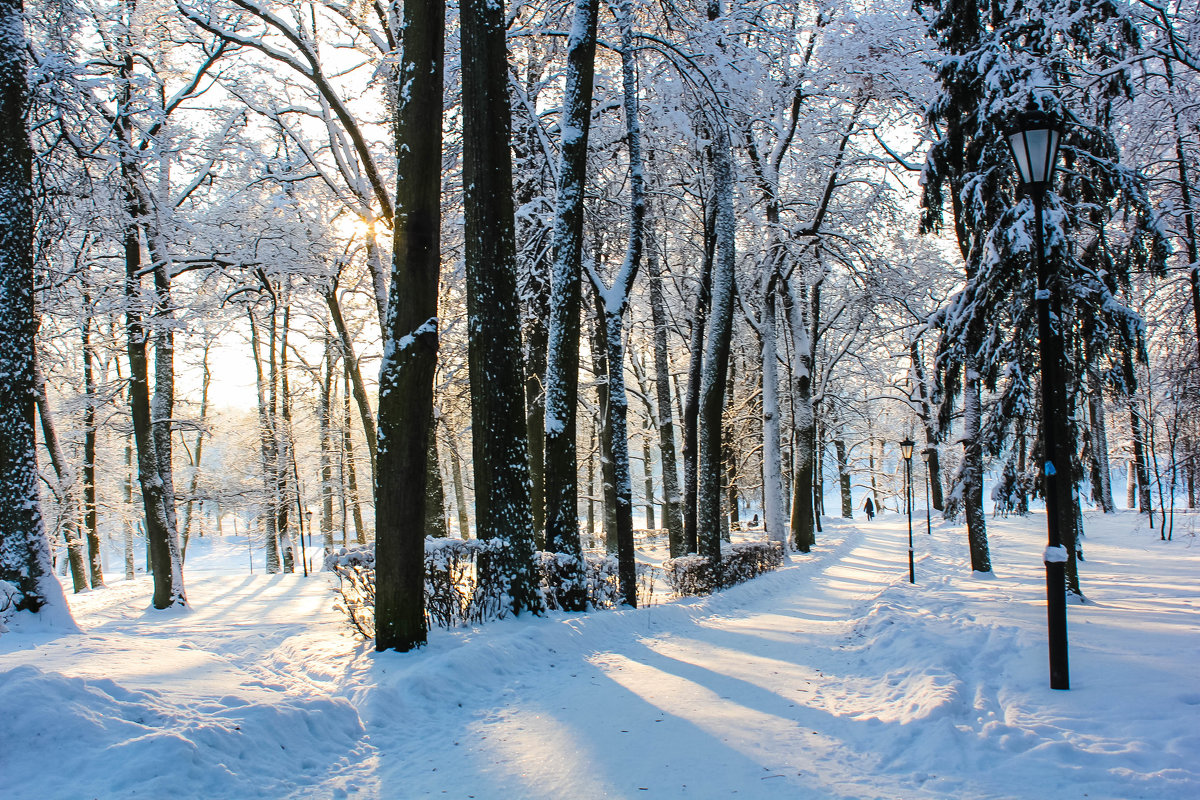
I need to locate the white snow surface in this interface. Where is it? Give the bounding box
[2,512,1197,799]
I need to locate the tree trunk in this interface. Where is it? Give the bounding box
[460,0,541,615]
[697,116,737,573]
[125,226,185,607]
[962,364,991,572]
[0,2,64,617]
[647,233,685,555]
[542,0,599,592]
[910,340,944,511]
[836,439,853,518]
[1087,373,1114,513]
[33,365,88,592]
[319,335,335,554]
[591,307,619,554]
[343,364,366,545]
[683,206,716,554]
[642,434,656,529]
[248,307,282,573]
[783,276,816,553]
[760,277,788,549]
[326,289,378,486]
[80,286,103,587]
[374,0,443,651]
[181,345,211,561]
[445,419,472,538]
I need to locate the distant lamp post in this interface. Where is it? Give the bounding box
[304,509,314,576]
[900,438,915,584]
[1006,110,1070,691]
[921,448,932,537]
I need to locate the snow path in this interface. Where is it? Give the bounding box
[1,514,1197,799]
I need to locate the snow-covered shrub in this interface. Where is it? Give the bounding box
[325,547,375,638]
[327,540,660,637]
[424,537,512,628]
[539,552,658,610]
[663,541,784,597]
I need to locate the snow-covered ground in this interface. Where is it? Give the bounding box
[1,511,1197,799]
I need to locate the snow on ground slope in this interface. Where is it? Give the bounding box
[0,513,1196,799]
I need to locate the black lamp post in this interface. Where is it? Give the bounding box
[1006,110,1070,690]
[900,438,915,584]
[304,509,314,576]
[921,447,932,537]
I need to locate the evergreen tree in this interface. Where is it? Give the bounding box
[919,0,1166,581]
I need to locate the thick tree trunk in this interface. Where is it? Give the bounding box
[542,0,599,592]
[125,227,186,607]
[425,408,449,538]
[0,3,65,618]
[697,119,737,573]
[149,235,181,574]
[460,0,541,615]
[374,0,443,651]
[784,277,816,553]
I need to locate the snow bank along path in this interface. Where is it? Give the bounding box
[1,512,1196,799]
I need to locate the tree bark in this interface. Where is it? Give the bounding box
[181,345,211,561]
[0,0,64,618]
[543,0,600,582]
[697,116,737,572]
[343,364,366,545]
[33,365,88,592]
[460,0,541,615]
[248,307,282,573]
[647,234,685,555]
[80,286,103,587]
[962,363,991,572]
[326,289,378,485]
[374,0,443,651]
[683,206,716,554]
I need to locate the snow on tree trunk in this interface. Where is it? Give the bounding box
[374,0,443,651]
[460,0,541,616]
[962,366,991,573]
[697,119,737,572]
[784,276,816,553]
[0,1,71,624]
[760,279,787,551]
[647,234,685,557]
[542,0,599,606]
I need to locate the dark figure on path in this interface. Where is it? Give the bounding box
[864,496,875,521]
